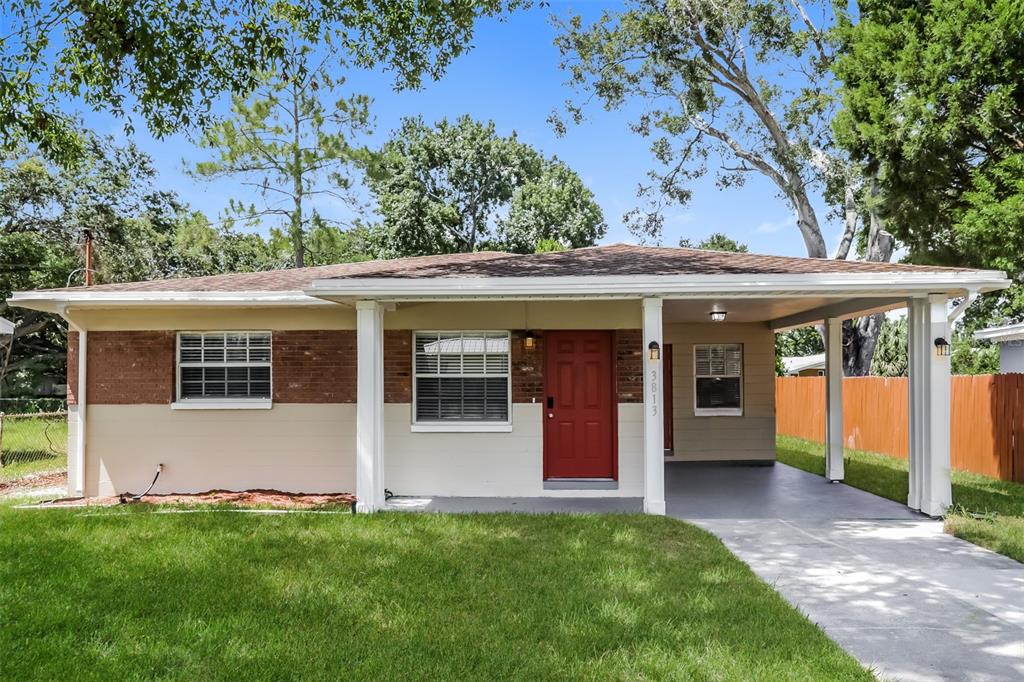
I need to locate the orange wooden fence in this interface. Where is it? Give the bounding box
[775,374,1024,483]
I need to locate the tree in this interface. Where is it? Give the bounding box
[870,317,907,377]
[774,327,824,376]
[368,115,606,256]
[0,136,287,396]
[0,136,177,394]
[679,232,748,252]
[193,42,372,268]
[834,0,1024,328]
[554,0,894,375]
[1,0,524,165]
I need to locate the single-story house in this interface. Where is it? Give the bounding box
[10,244,1009,516]
[782,353,826,377]
[974,322,1024,373]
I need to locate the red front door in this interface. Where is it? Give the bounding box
[543,331,615,479]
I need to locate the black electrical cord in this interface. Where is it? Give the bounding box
[119,465,162,504]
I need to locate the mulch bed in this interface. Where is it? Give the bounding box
[38,489,356,510]
[0,471,67,496]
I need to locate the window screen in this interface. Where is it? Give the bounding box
[694,344,742,413]
[414,332,510,422]
[178,332,272,401]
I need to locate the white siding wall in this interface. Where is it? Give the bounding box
[383,403,644,497]
[85,404,356,497]
[664,322,776,462]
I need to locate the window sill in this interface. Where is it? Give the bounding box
[171,400,273,411]
[411,423,513,433]
[694,408,743,417]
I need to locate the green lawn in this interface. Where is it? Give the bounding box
[777,435,1024,563]
[0,416,67,482]
[0,506,872,681]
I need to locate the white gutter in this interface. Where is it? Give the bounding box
[8,291,332,313]
[305,271,1010,300]
[974,322,1024,343]
[947,289,980,323]
[71,322,86,498]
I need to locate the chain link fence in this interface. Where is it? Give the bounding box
[0,398,68,486]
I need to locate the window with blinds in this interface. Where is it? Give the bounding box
[694,343,742,415]
[413,332,511,423]
[177,332,272,401]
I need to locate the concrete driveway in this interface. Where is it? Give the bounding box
[669,462,1024,682]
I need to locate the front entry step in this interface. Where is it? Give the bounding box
[543,478,618,491]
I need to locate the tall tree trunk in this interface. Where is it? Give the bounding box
[843,180,895,376]
[291,79,305,268]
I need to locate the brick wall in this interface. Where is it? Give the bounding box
[272,330,356,403]
[615,329,643,403]
[88,331,176,404]
[384,330,412,403]
[66,327,646,406]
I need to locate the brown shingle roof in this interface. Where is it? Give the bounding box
[37,244,973,294]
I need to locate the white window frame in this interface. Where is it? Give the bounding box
[693,343,743,417]
[411,330,513,432]
[172,331,273,410]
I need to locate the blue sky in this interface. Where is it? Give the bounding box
[81,1,838,259]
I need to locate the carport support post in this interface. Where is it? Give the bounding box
[642,297,666,515]
[355,300,385,512]
[909,295,953,517]
[824,317,844,482]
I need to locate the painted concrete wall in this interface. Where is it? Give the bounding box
[383,403,644,497]
[85,404,356,497]
[664,322,776,462]
[999,341,1024,373]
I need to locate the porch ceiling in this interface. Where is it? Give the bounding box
[661,295,907,325]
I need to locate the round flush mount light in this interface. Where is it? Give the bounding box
[709,310,728,322]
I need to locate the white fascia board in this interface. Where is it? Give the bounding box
[305,270,1010,301]
[8,290,332,313]
[974,322,1024,343]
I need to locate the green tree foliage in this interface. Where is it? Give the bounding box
[2,0,524,165]
[679,232,748,253]
[554,0,894,375]
[0,137,286,396]
[834,0,1024,326]
[192,42,373,268]
[866,317,998,377]
[774,327,824,376]
[870,317,907,377]
[368,115,606,255]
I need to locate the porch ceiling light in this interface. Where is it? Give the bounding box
[934,337,951,357]
[648,340,661,361]
[709,310,728,322]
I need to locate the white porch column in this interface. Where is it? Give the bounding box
[824,317,844,482]
[642,297,666,515]
[68,327,87,497]
[908,295,952,516]
[355,300,385,512]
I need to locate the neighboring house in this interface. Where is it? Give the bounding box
[10,244,1008,516]
[782,353,825,376]
[974,322,1024,373]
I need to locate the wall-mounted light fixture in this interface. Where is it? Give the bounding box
[934,337,951,357]
[709,310,728,322]
[648,340,661,361]
[524,330,537,351]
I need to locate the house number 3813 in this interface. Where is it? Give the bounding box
[649,368,658,417]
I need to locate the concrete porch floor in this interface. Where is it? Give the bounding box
[388,462,1024,681]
